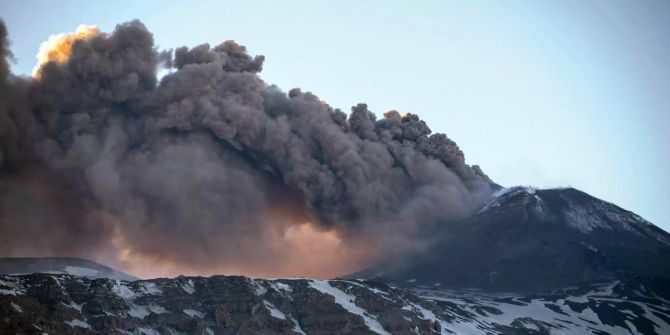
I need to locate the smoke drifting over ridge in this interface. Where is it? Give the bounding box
[0,20,493,278]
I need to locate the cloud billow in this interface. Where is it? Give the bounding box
[0,20,493,278]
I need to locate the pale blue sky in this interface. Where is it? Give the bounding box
[1,0,668,230]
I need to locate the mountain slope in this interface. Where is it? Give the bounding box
[2,273,669,335]
[0,257,137,281]
[352,187,670,293]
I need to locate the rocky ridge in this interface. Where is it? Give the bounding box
[2,273,669,334]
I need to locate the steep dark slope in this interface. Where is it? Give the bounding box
[351,187,670,293]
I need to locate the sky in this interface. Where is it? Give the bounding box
[1,0,668,231]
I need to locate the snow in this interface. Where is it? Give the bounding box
[290,317,307,335]
[264,300,287,320]
[561,193,663,240]
[624,320,638,334]
[148,304,167,314]
[368,287,390,295]
[271,282,293,293]
[477,187,515,213]
[127,304,151,319]
[477,185,668,246]
[183,308,205,318]
[128,304,167,319]
[112,280,167,319]
[112,281,136,299]
[138,327,161,335]
[103,310,119,317]
[64,319,90,329]
[251,279,267,295]
[477,186,542,215]
[11,302,23,313]
[403,302,451,335]
[64,266,100,277]
[0,277,25,296]
[139,282,162,295]
[414,282,645,335]
[62,301,85,312]
[633,301,670,334]
[181,279,195,294]
[367,287,395,303]
[309,280,391,335]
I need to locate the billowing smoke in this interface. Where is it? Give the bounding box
[32,24,100,77]
[0,20,494,278]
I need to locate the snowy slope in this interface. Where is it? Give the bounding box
[2,273,668,334]
[412,278,670,335]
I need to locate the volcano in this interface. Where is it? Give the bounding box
[350,186,670,293]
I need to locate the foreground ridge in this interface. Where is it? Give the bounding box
[2,273,669,334]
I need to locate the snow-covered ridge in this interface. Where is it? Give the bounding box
[477,186,668,243]
[308,280,392,335]
[2,273,669,334]
[560,192,660,236]
[412,280,670,335]
[477,186,538,214]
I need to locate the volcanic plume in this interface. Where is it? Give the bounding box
[0,20,494,278]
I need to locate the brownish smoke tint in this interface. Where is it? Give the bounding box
[32,25,99,77]
[1,20,493,279]
[90,209,374,279]
[0,175,115,259]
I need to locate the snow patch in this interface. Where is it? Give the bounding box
[64,266,99,277]
[274,282,293,293]
[403,302,450,334]
[183,309,205,318]
[0,277,25,296]
[65,319,90,329]
[139,282,162,295]
[112,281,136,300]
[138,327,160,335]
[264,300,286,320]
[414,281,646,335]
[128,304,167,319]
[181,279,195,294]
[11,302,23,313]
[309,280,391,335]
[62,301,85,312]
[290,316,307,335]
[251,279,267,295]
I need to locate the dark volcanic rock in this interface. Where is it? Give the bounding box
[2,273,669,334]
[352,187,670,294]
[0,274,438,335]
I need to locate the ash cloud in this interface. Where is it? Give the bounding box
[0,20,494,278]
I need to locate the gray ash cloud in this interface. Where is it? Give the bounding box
[0,20,493,277]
